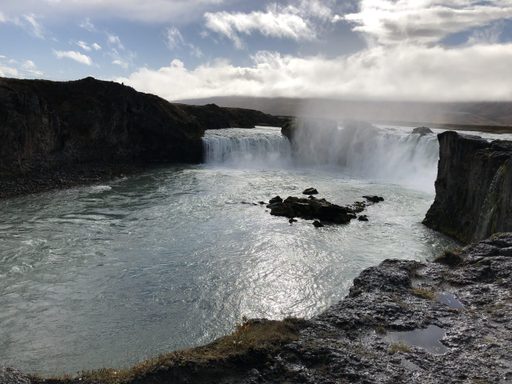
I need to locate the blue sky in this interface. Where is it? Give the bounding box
[1,0,512,101]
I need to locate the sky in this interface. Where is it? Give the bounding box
[1,0,512,101]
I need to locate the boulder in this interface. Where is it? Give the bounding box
[303,188,319,195]
[269,196,357,224]
[363,195,384,203]
[412,126,434,135]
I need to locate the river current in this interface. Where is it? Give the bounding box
[0,124,474,374]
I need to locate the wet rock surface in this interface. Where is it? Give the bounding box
[268,196,357,224]
[0,367,31,384]
[363,195,384,203]
[266,193,383,225]
[17,233,512,384]
[302,188,319,195]
[424,131,512,243]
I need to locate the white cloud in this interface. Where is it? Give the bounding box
[54,50,92,65]
[119,44,512,102]
[79,17,96,32]
[108,48,136,70]
[203,1,342,48]
[204,6,315,48]
[1,0,227,23]
[165,26,203,57]
[107,34,124,49]
[166,27,185,50]
[22,59,43,76]
[7,13,46,38]
[112,59,129,69]
[77,40,92,51]
[0,64,18,77]
[344,0,512,45]
[0,56,43,77]
[21,13,45,38]
[76,41,102,52]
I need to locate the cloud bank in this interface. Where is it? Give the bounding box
[118,0,512,102]
[344,0,512,45]
[0,0,228,23]
[119,44,512,102]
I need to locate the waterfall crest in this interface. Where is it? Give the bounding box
[203,127,292,168]
[202,123,439,192]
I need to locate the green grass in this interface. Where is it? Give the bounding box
[434,248,463,267]
[411,287,437,300]
[36,318,306,384]
[389,342,411,354]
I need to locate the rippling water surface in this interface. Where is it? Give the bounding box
[0,126,457,374]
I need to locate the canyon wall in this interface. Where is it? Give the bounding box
[0,77,283,196]
[424,131,512,243]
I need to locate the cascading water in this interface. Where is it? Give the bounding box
[291,121,440,191]
[203,127,292,168]
[203,122,440,192]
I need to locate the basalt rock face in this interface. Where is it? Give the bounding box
[424,131,512,243]
[19,233,512,384]
[0,77,284,197]
[0,77,203,177]
[180,103,285,129]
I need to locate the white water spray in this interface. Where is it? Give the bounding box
[202,123,439,192]
[203,127,292,168]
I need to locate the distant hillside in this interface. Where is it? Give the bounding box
[178,96,512,129]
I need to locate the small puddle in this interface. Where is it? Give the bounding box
[386,325,449,355]
[436,292,464,309]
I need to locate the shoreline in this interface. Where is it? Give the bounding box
[0,163,149,200]
[5,232,510,383]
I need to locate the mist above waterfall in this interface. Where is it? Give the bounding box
[290,119,439,192]
[203,122,439,193]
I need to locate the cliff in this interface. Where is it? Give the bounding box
[0,77,283,197]
[424,131,512,243]
[6,233,511,383]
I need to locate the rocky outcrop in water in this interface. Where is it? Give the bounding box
[14,232,511,384]
[424,131,512,243]
[266,194,383,225]
[0,77,284,198]
[412,126,434,135]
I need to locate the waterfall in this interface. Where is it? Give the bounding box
[202,123,440,192]
[291,121,439,191]
[203,127,292,168]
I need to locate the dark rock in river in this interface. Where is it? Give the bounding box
[424,131,512,243]
[268,196,283,204]
[0,77,284,198]
[312,220,324,228]
[302,187,319,195]
[22,233,512,384]
[269,196,357,224]
[412,126,434,135]
[363,195,384,203]
[358,215,369,222]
